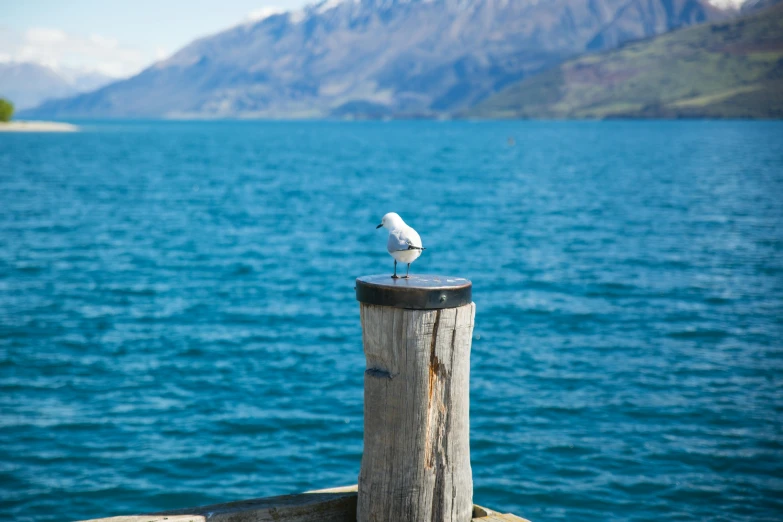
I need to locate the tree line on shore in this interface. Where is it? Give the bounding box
[0,99,14,122]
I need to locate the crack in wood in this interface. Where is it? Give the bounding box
[428,309,442,405]
[425,309,442,470]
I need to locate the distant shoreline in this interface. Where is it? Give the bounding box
[0,121,79,132]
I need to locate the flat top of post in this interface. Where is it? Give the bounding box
[356,274,472,310]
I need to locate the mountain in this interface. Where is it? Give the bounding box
[466,2,783,119]
[741,0,783,12]
[21,0,729,119]
[0,62,113,110]
[64,70,116,94]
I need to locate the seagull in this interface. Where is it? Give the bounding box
[376,212,425,279]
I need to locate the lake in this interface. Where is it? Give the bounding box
[1,121,782,521]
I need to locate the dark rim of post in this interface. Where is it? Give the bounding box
[355,274,472,310]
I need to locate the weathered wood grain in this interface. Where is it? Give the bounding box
[78,484,529,522]
[358,302,476,522]
[78,485,358,522]
[477,515,532,522]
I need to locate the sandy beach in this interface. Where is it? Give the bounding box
[0,121,79,132]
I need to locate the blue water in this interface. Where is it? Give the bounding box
[1,121,782,522]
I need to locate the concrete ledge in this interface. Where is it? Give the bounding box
[78,485,530,522]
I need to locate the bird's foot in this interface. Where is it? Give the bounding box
[402,275,409,279]
[391,274,400,279]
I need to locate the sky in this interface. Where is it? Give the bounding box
[1,0,310,78]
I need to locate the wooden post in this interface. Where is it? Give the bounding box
[355,275,475,522]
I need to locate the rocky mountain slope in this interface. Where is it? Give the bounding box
[0,62,112,110]
[22,0,729,119]
[466,2,783,118]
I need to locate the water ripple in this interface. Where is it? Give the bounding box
[1,121,782,522]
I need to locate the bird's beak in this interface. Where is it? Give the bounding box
[376,223,383,229]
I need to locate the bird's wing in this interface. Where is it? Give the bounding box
[388,226,424,253]
[387,229,409,253]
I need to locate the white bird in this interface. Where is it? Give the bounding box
[376,212,426,279]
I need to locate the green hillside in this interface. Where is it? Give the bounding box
[467,4,783,119]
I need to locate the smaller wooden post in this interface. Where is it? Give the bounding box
[355,275,475,522]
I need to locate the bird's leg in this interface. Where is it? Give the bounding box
[403,263,410,279]
[391,260,399,279]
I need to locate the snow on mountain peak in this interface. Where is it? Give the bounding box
[706,0,748,9]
